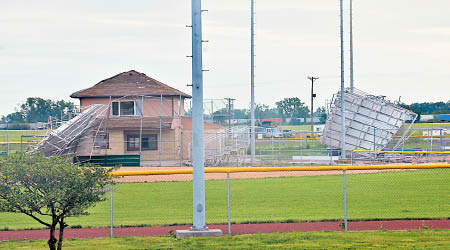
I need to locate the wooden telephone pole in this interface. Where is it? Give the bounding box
[307,76,319,133]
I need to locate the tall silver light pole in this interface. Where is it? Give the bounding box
[350,0,354,92]
[340,0,346,159]
[191,0,207,231]
[250,0,256,163]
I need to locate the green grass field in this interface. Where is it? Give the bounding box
[250,140,327,157]
[280,125,312,132]
[1,230,449,249]
[1,169,448,230]
[282,123,449,132]
[0,130,47,142]
[409,123,450,129]
[0,130,47,154]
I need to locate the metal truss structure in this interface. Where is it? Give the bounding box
[321,88,417,156]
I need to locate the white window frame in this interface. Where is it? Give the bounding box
[112,101,142,117]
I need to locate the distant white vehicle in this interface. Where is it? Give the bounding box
[264,127,283,138]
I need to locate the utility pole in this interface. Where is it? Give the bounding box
[308,76,319,133]
[349,0,354,92]
[250,0,256,163]
[177,0,223,238]
[224,98,235,132]
[340,0,346,159]
[191,0,206,231]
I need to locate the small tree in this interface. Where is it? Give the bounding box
[0,153,113,250]
[275,97,310,121]
[316,106,327,124]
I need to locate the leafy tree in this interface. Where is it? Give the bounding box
[0,153,113,250]
[212,108,229,124]
[4,111,26,123]
[315,106,327,124]
[5,123,31,130]
[254,104,278,120]
[5,97,75,123]
[400,101,450,115]
[275,97,309,120]
[233,108,249,119]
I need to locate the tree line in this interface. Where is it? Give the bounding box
[1,97,75,125]
[400,101,450,115]
[2,97,448,127]
[210,97,327,125]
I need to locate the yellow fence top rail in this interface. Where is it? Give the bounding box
[354,149,450,155]
[111,164,450,177]
[0,141,39,145]
[392,134,450,138]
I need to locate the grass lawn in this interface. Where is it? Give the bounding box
[281,123,450,132]
[0,169,448,230]
[280,125,312,132]
[1,230,449,249]
[251,140,327,157]
[410,123,450,129]
[0,130,48,142]
[0,130,47,154]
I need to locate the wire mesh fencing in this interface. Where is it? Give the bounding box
[0,135,9,156]
[0,164,447,234]
[106,164,449,236]
[1,125,448,167]
[345,168,449,228]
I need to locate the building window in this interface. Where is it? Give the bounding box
[112,100,142,116]
[93,133,109,149]
[120,101,134,116]
[126,134,157,151]
[112,102,119,116]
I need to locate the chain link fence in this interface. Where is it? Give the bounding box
[105,164,449,236]
[0,127,449,235]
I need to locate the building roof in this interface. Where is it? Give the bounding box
[70,70,191,98]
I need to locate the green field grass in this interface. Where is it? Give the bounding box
[1,230,449,250]
[0,130,48,142]
[280,125,312,132]
[250,140,327,157]
[0,130,47,154]
[1,169,448,230]
[410,123,450,129]
[282,123,449,132]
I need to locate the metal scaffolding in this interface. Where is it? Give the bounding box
[33,94,249,167]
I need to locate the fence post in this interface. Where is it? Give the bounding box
[110,179,114,237]
[20,135,23,153]
[351,151,353,165]
[227,173,231,235]
[329,150,332,165]
[7,134,10,156]
[278,137,281,164]
[343,170,348,232]
[260,149,263,166]
[373,127,376,151]
[271,136,274,167]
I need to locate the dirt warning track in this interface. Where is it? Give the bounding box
[113,166,399,182]
[1,220,449,241]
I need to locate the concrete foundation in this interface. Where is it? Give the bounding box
[176,229,223,239]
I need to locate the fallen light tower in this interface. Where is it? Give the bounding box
[321,88,417,157]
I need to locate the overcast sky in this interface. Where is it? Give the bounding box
[1,0,449,116]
